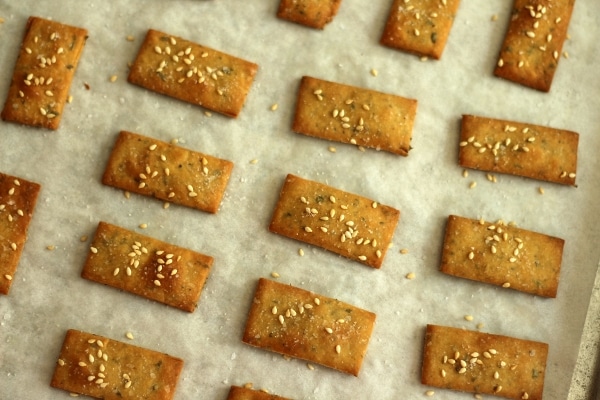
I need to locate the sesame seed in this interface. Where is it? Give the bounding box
[425,390,435,397]
[304,226,313,233]
[4,274,13,281]
[90,246,98,254]
[358,255,367,261]
[406,272,416,280]
[88,354,95,363]
[464,315,474,321]
[458,367,466,374]
[271,272,280,278]
[278,315,284,325]
[325,327,333,334]
[468,251,474,260]
[304,304,313,309]
[153,280,161,286]
[298,248,304,256]
[335,344,341,354]
[370,69,378,77]
[469,182,477,189]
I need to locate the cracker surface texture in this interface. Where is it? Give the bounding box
[459,114,578,185]
[494,0,575,91]
[421,324,548,399]
[440,215,564,297]
[0,172,40,295]
[128,29,258,117]
[293,76,417,155]
[1,16,87,129]
[380,0,461,59]
[51,329,184,399]
[242,278,376,376]
[227,385,291,400]
[269,174,400,268]
[81,221,213,312]
[277,0,343,29]
[102,130,233,213]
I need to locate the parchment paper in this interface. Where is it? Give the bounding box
[1,1,600,399]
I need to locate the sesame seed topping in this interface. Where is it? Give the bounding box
[335,344,341,354]
[425,390,435,397]
[464,315,473,321]
[90,246,98,254]
[278,315,284,325]
[406,272,416,280]
[4,274,13,281]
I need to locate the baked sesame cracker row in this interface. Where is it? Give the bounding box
[440,215,564,298]
[102,131,233,213]
[81,221,213,312]
[277,0,343,29]
[292,76,417,156]
[128,29,258,118]
[1,17,87,130]
[494,0,575,92]
[421,324,548,399]
[51,329,184,399]
[227,385,291,400]
[242,278,376,376]
[459,114,578,185]
[380,0,461,59]
[269,174,400,268]
[0,172,40,295]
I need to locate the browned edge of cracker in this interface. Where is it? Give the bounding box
[291,75,417,156]
[440,214,564,298]
[421,324,548,399]
[276,0,343,29]
[127,29,258,118]
[459,114,578,186]
[1,16,87,129]
[51,329,184,399]
[81,221,214,312]
[101,130,234,213]
[268,173,400,268]
[242,278,376,376]
[0,172,41,295]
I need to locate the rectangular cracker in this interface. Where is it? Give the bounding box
[227,385,291,400]
[494,0,575,92]
[277,0,343,29]
[380,0,461,59]
[0,172,40,295]
[440,215,564,298]
[128,29,258,118]
[269,174,400,268]
[102,130,233,213]
[81,221,213,312]
[459,114,578,186]
[421,324,548,399]
[1,16,87,130]
[292,76,417,156]
[51,329,184,399]
[242,278,376,376]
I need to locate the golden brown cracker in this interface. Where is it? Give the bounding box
[277,0,343,29]
[102,130,233,213]
[269,174,400,268]
[51,329,184,399]
[440,215,564,298]
[0,172,40,295]
[494,0,575,92]
[227,385,291,400]
[242,278,376,376]
[459,114,578,186]
[292,76,417,156]
[380,0,461,59]
[1,16,87,129]
[421,324,548,399]
[128,29,258,118]
[81,221,213,312]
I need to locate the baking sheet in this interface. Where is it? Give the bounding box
[1,1,600,398]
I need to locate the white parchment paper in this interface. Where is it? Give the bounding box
[1,1,600,399]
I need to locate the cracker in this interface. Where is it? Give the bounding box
[128,29,258,118]
[268,174,400,268]
[459,114,578,186]
[51,329,184,399]
[242,278,376,376]
[440,215,564,298]
[102,130,234,213]
[292,76,417,156]
[277,0,343,29]
[380,0,461,59]
[0,172,40,295]
[81,221,213,312]
[1,16,87,130]
[227,385,291,400]
[494,0,575,92]
[421,324,548,399]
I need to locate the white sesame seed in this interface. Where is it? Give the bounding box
[335,345,341,354]
[278,315,284,325]
[154,280,161,286]
[406,272,416,280]
[4,274,13,281]
[425,390,435,397]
